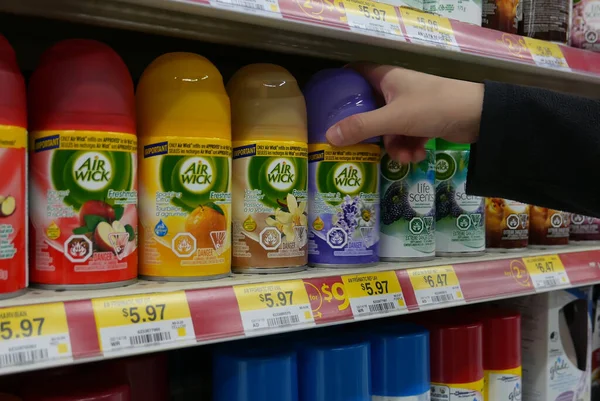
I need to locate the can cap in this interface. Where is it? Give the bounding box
[137,52,229,139]
[481,308,521,370]
[371,323,430,397]
[428,318,484,384]
[304,68,378,144]
[227,64,306,141]
[299,338,370,401]
[21,376,130,401]
[28,39,135,134]
[213,348,298,401]
[0,35,26,129]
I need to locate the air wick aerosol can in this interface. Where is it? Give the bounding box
[305,69,380,268]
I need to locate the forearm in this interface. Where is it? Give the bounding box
[467,81,600,217]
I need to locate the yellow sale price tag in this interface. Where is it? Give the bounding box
[233,280,314,333]
[399,8,459,51]
[343,0,403,38]
[342,271,406,317]
[408,265,465,307]
[524,38,570,71]
[0,303,72,370]
[522,254,570,290]
[92,292,196,353]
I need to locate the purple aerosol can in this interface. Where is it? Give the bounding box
[305,69,380,267]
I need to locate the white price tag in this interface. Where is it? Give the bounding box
[210,0,282,16]
[234,280,315,335]
[0,303,72,372]
[92,292,196,354]
[343,0,405,39]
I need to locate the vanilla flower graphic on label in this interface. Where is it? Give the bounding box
[266,194,307,242]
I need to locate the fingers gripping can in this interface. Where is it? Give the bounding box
[29,40,138,289]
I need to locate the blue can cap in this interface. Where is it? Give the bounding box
[299,338,371,401]
[304,68,378,144]
[213,347,298,401]
[371,323,430,397]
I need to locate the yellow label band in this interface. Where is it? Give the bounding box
[432,379,484,400]
[308,143,380,163]
[142,136,232,158]
[31,130,137,153]
[342,271,403,299]
[0,303,69,339]
[233,140,307,159]
[409,265,460,291]
[0,126,27,149]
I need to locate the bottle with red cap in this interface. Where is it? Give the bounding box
[0,35,27,299]
[28,39,138,289]
[479,308,522,401]
[427,317,485,401]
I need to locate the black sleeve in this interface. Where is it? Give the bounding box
[467,81,600,218]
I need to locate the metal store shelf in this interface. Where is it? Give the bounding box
[0,246,599,375]
[1,0,600,97]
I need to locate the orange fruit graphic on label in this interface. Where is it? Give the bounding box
[185,203,227,250]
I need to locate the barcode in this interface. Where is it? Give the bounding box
[129,331,171,346]
[267,315,300,328]
[368,302,396,313]
[431,293,454,303]
[351,23,395,36]
[0,348,49,367]
[540,277,558,288]
[218,0,265,10]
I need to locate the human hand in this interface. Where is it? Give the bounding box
[325,63,484,163]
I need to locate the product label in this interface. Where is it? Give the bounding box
[92,292,196,353]
[522,0,571,44]
[232,140,307,270]
[380,148,435,259]
[435,150,484,254]
[139,137,231,278]
[30,131,137,286]
[372,392,430,401]
[0,303,72,371]
[308,144,380,266]
[572,0,600,51]
[484,368,522,401]
[431,379,484,401]
[485,198,529,249]
[529,207,570,246]
[570,214,600,241]
[423,0,483,25]
[0,126,27,294]
[482,0,521,33]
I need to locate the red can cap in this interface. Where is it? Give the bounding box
[481,308,521,370]
[428,318,483,384]
[28,39,135,134]
[0,35,26,129]
[21,375,129,401]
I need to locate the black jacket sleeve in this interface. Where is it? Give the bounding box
[467,81,600,218]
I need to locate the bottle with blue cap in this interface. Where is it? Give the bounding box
[298,337,371,401]
[370,323,431,401]
[304,69,380,268]
[213,346,298,401]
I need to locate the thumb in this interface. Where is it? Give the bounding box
[325,103,405,147]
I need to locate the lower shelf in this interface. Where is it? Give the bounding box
[1,245,599,375]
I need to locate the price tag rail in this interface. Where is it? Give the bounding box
[0,246,599,375]
[3,0,600,99]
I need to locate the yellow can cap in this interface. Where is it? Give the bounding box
[137,52,230,139]
[227,64,306,142]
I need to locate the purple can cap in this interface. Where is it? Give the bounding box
[305,68,379,144]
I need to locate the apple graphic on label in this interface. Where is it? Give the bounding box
[0,196,16,218]
[94,220,128,254]
[79,200,116,225]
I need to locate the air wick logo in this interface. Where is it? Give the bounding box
[549,357,569,380]
[73,152,112,191]
[180,157,213,194]
[333,163,362,194]
[266,158,295,191]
